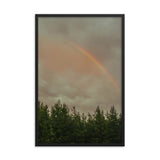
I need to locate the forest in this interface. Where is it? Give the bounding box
[37,101,123,145]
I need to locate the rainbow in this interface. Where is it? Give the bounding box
[69,42,120,92]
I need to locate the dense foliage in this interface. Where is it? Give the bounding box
[37,101,123,144]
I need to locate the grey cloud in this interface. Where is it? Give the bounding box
[38,17,122,113]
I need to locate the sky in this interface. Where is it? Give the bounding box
[38,17,122,114]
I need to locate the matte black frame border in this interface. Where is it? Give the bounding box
[35,14,125,146]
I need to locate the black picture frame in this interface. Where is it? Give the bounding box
[35,14,125,146]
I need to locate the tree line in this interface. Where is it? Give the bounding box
[37,101,123,144]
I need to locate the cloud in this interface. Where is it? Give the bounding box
[38,17,122,113]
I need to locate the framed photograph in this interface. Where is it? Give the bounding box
[35,14,125,146]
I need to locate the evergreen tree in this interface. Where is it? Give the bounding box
[94,106,106,143]
[38,102,51,143]
[37,101,123,144]
[105,106,121,143]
